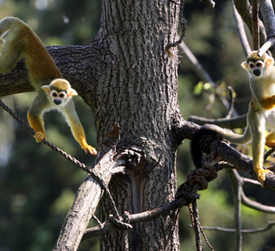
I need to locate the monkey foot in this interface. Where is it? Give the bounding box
[83,145,97,155]
[255,168,274,186]
[35,132,46,142]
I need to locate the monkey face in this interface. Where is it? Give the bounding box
[51,90,67,105]
[249,61,264,77]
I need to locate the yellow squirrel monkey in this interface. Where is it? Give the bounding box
[0,16,97,155]
[191,50,275,185]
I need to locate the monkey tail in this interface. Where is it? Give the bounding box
[190,127,221,169]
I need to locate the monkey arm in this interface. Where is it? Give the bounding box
[27,91,50,142]
[63,100,97,155]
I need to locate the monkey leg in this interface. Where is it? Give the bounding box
[70,123,97,155]
[64,105,97,155]
[250,114,273,185]
[27,112,46,142]
[0,40,23,73]
[265,130,275,148]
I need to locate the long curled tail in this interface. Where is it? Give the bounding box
[190,127,221,169]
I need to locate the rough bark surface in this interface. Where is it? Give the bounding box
[93,1,181,250]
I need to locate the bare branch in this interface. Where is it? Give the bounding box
[202,221,275,233]
[226,169,243,250]
[179,42,214,84]
[199,135,275,189]
[242,177,261,186]
[241,190,275,213]
[188,114,247,130]
[259,0,275,37]
[232,0,251,56]
[178,42,239,118]
[53,124,123,251]
[258,0,275,55]
[234,0,266,45]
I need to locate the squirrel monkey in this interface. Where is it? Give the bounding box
[191,51,275,185]
[0,16,97,155]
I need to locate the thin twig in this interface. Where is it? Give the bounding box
[202,221,275,234]
[179,42,240,118]
[241,190,275,213]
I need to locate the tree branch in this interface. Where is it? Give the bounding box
[232,0,251,56]
[226,169,243,250]
[234,0,266,45]
[53,124,123,251]
[202,221,275,233]
[188,113,247,129]
[258,0,275,55]
[199,135,275,190]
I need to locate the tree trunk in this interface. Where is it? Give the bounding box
[92,0,181,250]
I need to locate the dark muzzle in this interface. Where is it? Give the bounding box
[54,99,62,105]
[253,69,261,77]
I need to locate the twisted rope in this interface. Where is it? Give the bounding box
[0,98,120,219]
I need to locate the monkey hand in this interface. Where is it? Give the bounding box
[254,167,274,186]
[81,142,97,155]
[34,132,46,142]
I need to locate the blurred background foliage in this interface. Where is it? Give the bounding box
[0,0,274,250]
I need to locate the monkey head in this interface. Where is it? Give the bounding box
[41,79,78,106]
[241,50,274,78]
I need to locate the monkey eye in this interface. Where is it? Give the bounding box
[52,92,58,97]
[249,63,255,69]
[256,62,263,68]
[59,92,67,99]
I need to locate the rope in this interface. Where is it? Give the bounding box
[0,98,120,219]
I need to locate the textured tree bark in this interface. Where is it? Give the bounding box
[93,1,181,250]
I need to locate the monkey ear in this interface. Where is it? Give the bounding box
[241,62,248,70]
[67,88,78,97]
[265,58,274,67]
[41,85,51,94]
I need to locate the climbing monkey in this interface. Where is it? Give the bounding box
[0,16,97,155]
[191,51,275,185]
